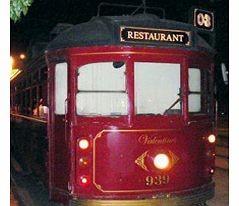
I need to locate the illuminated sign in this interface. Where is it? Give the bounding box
[194,9,214,31]
[120,26,191,46]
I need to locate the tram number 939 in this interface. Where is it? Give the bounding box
[145,175,169,186]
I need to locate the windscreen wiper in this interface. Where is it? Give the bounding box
[163,97,181,115]
[163,89,181,115]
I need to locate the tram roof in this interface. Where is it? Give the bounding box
[46,14,215,54]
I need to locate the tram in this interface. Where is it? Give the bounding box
[11,5,216,206]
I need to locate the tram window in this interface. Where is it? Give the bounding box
[26,89,31,114]
[135,62,181,115]
[32,71,39,84]
[188,68,202,113]
[76,62,128,116]
[40,67,47,81]
[55,62,68,115]
[32,87,37,114]
[202,69,213,113]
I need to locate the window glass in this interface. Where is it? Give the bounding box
[76,62,127,116]
[188,68,201,113]
[135,62,181,115]
[40,67,48,81]
[55,62,68,115]
[205,70,213,113]
[78,62,125,91]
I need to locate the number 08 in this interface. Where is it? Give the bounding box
[197,13,212,28]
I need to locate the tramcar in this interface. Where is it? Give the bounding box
[11,5,216,206]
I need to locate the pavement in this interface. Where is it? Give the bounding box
[208,115,229,206]
[207,168,229,206]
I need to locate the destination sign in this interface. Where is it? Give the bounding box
[194,9,214,31]
[120,26,191,46]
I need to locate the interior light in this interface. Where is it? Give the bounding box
[19,54,26,60]
[154,153,170,170]
[208,134,216,143]
[79,139,89,150]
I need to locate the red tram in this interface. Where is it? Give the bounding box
[11,7,216,206]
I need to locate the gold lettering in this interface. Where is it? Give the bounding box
[145,175,170,187]
[127,31,133,39]
[144,32,150,40]
[172,34,179,42]
[138,32,144,40]
[133,32,140,39]
[148,33,155,40]
[138,135,148,144]
[124,28,188,44]
[166,34,173,42]
[178,35,184,42]
[154,33,160,40]
[161,34,166,41]
[138,135,176,145]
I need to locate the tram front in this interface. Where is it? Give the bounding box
[46,14,216,206]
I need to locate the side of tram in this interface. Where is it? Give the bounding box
[11,12,216,206]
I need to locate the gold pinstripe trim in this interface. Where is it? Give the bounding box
[72,51,188,56]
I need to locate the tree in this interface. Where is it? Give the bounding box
[10,0,33,22]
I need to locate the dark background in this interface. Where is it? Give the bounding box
[10,0,229,113]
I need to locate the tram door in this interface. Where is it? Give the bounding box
[49,62,70,200]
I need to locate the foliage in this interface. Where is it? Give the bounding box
[10,0,33,22]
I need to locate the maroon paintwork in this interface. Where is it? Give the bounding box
[46,46,215,203]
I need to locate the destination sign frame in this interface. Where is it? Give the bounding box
[193,8,214,31]
[120,26,192,46]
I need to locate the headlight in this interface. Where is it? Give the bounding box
[154,153,170,170]
[79,139,89,149]
[208,134,216,143]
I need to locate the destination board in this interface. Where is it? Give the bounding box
[120,26,191,46]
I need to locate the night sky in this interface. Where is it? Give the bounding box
[10,0,229,112]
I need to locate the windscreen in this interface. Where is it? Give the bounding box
[134,62,181,115]
[76,62,128,116]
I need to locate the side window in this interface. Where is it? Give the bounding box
[55,62,68,115]
[204,69,213,113]
[188,68,201,113]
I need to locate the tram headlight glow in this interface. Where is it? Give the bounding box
[208,134,216,143]
[154,153,170,170]
[79,139,89,150]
